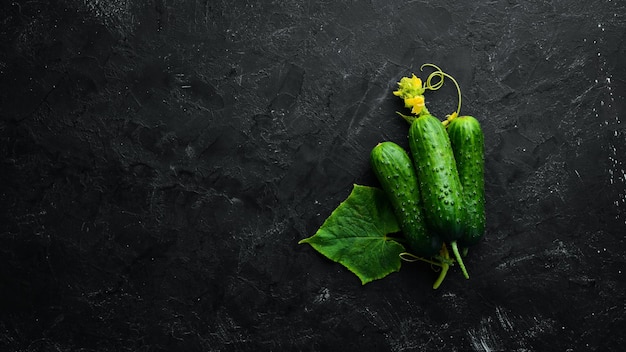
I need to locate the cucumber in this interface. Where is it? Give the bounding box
[446,116,485,247]
[370,142,441,257]
[408,115,465,242]
[409,115,469,278]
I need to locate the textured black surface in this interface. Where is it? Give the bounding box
[1,0,625,351]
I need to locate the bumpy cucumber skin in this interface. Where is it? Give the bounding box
[370,142,441,257]
[409,115,465,242]
[447,116,485,247]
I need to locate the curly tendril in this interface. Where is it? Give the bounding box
[399,252,444,267]
[420,63,463,119]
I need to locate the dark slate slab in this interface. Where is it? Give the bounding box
[1,1,625,351]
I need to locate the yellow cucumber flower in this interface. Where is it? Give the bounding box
[404,95,425,115]
[393,74,425,100]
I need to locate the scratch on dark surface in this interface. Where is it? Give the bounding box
[210,310,250,348]
[496,239,581,272]
[468,306,556,352]
[495,306,514,333]
[345,61,389,134]
[468,316,502,352]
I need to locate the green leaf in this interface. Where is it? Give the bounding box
[299,184,406,284]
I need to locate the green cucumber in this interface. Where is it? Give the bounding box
[370,141,441,257]
[447,116,485,247]
[409,115,465,241]
[408,115,469,278]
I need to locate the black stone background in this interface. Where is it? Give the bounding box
[1,0,625,351]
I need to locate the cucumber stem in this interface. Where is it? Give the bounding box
[432,244,450,289]
[432,262,449,289]
[450,241,469,279]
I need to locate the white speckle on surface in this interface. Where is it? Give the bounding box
[185,144,195,158]
[313,287,330,304]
